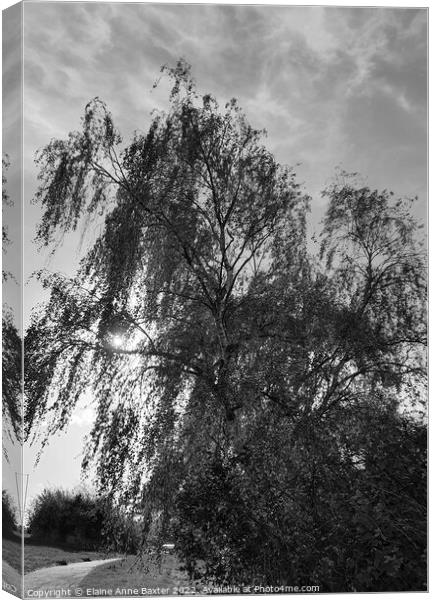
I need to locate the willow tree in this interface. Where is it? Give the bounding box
[25,60,308,521]
[25,62,426,589]
[2,156,21,450]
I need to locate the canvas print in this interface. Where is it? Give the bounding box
[2,2,427,597]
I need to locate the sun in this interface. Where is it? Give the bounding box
[111,334,124,349]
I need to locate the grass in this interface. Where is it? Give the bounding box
[2,534,111,574]
[79,554,192,595]
[2,560,22,597]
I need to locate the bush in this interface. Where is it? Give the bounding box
[28,488,102,549]
[27,487,142,552]
[172,404,426,592]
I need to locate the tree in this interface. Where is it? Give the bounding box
[2,156,21,450]
[25,61,426,591]
[2,315,21,446]
[26,58,308,480]
[27,487,140,552]
[2,490,18,538]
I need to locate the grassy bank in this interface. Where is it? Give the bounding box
[2,535,110,573]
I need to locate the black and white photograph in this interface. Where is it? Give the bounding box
[2,1,428,596]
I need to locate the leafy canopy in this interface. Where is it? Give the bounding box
[26,60,308,455]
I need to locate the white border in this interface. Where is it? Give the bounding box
[0,2,429,600]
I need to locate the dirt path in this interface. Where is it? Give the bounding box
[24,558,121,597]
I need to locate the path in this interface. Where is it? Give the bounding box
[24,557,121,596]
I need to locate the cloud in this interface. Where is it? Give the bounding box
[20,3,426,238]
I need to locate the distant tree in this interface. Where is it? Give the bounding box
[25,61,426,591]
[27,487,138,551]
[2,489,18,538]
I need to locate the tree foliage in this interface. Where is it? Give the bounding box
[2,489,18,538]
[25,61,426,591]
[2,156,22,449]
[27,487,140,552]
[2,314,21,445]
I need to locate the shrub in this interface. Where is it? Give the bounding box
[27,487,141,552]
[172,405,426,592]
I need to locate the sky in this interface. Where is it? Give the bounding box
[2,1,428,509]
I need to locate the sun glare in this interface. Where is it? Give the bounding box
[111,334,124,349]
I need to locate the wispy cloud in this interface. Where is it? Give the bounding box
[23,4,426,214]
